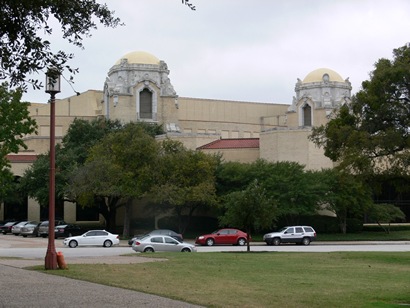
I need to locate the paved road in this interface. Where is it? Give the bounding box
[1,235,409,259]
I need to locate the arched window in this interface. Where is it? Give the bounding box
[303,104,312,126]
[139,88,152,119]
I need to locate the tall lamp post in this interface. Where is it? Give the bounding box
[44,68,61,270]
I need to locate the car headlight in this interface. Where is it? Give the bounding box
[198,236,204,240]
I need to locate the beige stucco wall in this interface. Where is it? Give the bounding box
[259,128,334,170]
[178,97,288,135]
[9,161,33,177]
[27,199,41,221]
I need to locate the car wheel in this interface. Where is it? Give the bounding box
[206,238,214,246]
[273,238,281,246]
[237,238,246,246]
[41,234,47,238]
[144,247,154,253]
[14,233,19,236]
[23,235,27,238]
[181,248,191,252]
[69,240,78,248]
[103,240,113,247]
[302,237,311,246]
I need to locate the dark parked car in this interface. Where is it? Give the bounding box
[0,221,19,234]
[38,220,66,238]
[195,228,250,246]
[128,229,183,246]
[54,224,83,238]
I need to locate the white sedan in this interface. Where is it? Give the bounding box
[132,234,196,253]
[63,230,120,248]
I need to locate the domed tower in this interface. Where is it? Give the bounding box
[103,51,180,130]
[287,68,352,127]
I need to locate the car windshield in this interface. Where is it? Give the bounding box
[139,234,150,240]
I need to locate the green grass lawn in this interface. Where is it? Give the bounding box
[36,251,410,307]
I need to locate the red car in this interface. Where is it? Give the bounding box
[195,228,250,246]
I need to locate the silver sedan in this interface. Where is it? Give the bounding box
[132,235,196,253]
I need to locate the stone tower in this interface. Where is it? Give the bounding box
[103,51,180,132]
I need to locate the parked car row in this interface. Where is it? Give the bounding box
[129,228,251,254]
[1,222,317,251]
[0,220,84,239]
[130,226,317,253]
[1,220,120,249]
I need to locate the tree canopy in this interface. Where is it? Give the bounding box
[317,169,373,233]
[0,0,121,91]
[0,82,37,200]
[367,203,405,233]
[148,139,219,233]
[20,118,123,207]
[219,179,277,252]
[216,160,323,225]
[68,122,161,232]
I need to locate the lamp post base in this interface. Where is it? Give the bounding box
[45,249,57,270]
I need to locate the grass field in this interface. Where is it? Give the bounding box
[37,251,410,307]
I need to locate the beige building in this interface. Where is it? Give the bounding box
[3,51,352,224]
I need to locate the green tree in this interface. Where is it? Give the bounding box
[318,169,373,233]
[310,43,410,176]
[0,83,37,200]
[217,160,324,225]
[0,1,121,90]
[367,203,405,233]
[20,118,123,208]
[216,160,326,228]
[215,161,252,195]
[253,160,324,225]
[69,123,160,233]
[219,179,277,252]
[148,139,219,234]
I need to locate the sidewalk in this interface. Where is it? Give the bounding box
[0,263,203,308]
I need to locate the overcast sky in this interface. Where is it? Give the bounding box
[23,0,410,105]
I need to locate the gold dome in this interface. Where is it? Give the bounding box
[302,68,344,83]
[115,51,160,65]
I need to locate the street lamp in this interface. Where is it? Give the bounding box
[44,68,61,270]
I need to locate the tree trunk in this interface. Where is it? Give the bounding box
[122,199,132,237]
[339,217,347,234]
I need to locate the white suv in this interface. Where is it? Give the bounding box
[263,226,316,246]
